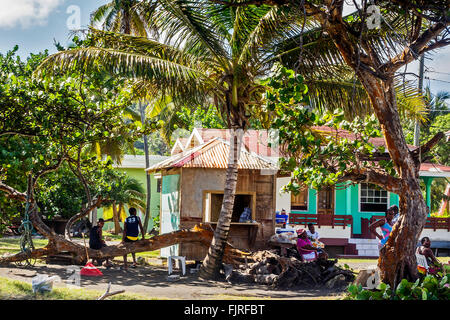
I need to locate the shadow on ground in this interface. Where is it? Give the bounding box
[0,261,348,300]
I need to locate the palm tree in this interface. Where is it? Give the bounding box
[103,174,146,234]
[422,86,450,128]
[91,0,153,36]
[91,0,157,233]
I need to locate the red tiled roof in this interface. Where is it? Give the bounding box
[420,163,450,173]
[311,126,418,150]
[194,128,279,157]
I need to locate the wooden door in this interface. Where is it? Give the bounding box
[317,186,334,215]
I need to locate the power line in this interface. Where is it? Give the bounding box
[424,77,450,84]
[426,70,450,76]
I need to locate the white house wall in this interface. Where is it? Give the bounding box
[276,177,291,212]
[290,225,352,239]
[420,229,450,242]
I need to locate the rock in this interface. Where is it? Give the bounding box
[255,274,278,285]
[325,274,346,289]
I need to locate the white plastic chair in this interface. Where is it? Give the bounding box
[416,253,429,272]
[168,256,186,276]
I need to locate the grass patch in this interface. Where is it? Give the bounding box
[0,237,49,256]
[0,235,160,259]
[0,276,152,300]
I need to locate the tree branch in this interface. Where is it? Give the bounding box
[382,21,450,74]
[338,168,402,194]
[0,182,27,202]
[411,131,445,159]
[33,156,67,189]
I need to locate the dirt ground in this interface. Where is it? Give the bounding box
[0,258,377,300]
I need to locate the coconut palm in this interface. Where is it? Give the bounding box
[103,174,146,234]
[422,86,450,125]
[91,0,158,233]
[91,0,154,36]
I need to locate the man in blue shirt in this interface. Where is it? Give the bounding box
[122,207,145,270]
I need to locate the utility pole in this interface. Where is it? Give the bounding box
[414,54,425,146]
[139,101,152,234]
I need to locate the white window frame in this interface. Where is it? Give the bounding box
[358,183,390,213]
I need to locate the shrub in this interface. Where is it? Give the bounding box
[344,274,450,300]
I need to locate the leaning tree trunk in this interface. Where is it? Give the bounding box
[0,182,248,266]
[199,127,244,279]
[359,76,427,286]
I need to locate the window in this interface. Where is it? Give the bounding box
[291,186,308,211]
[204,191,255,223]
[360,183,388,212]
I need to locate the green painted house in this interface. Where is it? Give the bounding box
[98,154,168,233]
[277,163,450,257]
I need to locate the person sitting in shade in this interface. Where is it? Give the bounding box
[89,218,113,267]
[296,228,327,261]
[416,237,442,274]
[239,207,252,223]
[306,223,320,241]
[369,207,395,250]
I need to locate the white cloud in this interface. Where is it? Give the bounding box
[0,0,65,29]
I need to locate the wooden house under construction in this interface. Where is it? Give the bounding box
[146,128,280,261]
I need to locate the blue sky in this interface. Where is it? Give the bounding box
[0,0,449,95]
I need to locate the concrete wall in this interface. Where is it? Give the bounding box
[275,177,291,212]
[420,228,450,242]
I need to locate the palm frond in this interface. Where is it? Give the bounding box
[90,2,114,25]
[150,0,230,69]
[36,46,211,102]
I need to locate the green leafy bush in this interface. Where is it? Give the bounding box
[345,275,450,300]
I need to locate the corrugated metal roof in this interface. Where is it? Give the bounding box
[146,138,279,172]
[113,155,169,169]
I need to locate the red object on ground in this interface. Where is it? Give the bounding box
[80,262,103,276]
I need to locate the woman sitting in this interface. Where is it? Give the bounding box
[296,228,328,261]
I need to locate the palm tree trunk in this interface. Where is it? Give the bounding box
[199,127,244,279]
[112,201,122,234]
[139,101,152,234]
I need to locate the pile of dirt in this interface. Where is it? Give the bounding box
[224,250,356,290]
